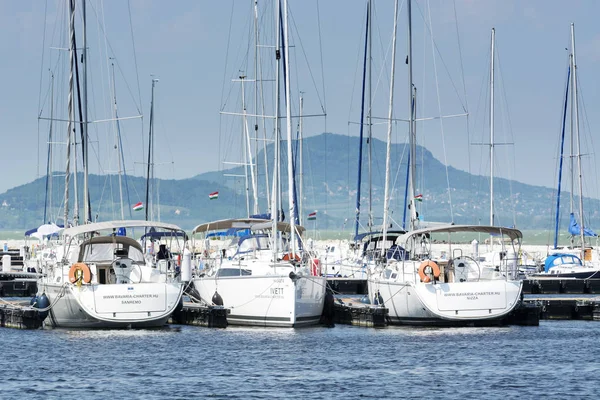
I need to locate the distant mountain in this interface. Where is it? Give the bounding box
[1,133,598,234]
[193,132,600,232]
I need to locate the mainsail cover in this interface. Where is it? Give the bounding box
[568,213,597,237]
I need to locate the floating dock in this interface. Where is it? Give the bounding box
[523,278,600,295]
[0,299,44,329]
[0,272,38,297]
[170,301,229,328]
[523,294,600,320]
[330,295,388,328]
[326,277,368,295]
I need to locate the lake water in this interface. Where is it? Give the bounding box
[2,320,599,399]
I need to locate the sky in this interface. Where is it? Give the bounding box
[1,0,600,199]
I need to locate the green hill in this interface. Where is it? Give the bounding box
[1,133,596,235]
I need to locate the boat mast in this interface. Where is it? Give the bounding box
[254,0,271,211]
[270,0,281,261]
[382,0,400,252]
[44,72,55,224]
[240,75,259,215]
[299,93,304,225]
[367,0,373,232]
[145,78,158,222]
[82,0,90,223]
[110,61,125,220]
[64,0,76,228]
[283,0,297,255]
[407,0,418,231]
[353,0,370,239]
[571,23,585,259]
[490,28,495,226]
[553,63,571,249]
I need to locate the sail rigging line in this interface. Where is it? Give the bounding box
[67,4,91,223]
[452,0,472,182]
[353,0,370,239]
[287,4,325,114]
[316,0,328,231]
[37,0,50,185]
[571,77,600,243]
[471,46,491,219]
[412,0,467,113]
[571,23,586,256]
[145,78,157,222]
[254,2,272,210]
[44,72,55,224]
[382,0,400,251]
[218,1,240,181]
[425,0,453,223]
[495,44,519,228]
[554,65,571,249]
[64,0,76,227]
[126,0,143,113]
[576,75,600,211]
[315,0,327,116]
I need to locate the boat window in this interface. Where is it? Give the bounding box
[552,255,581,266]
[238,236,270,253]
[384,269,393,279]
[217,268,252,277]
[81,243,145,263]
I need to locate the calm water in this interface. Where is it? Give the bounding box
[1,321,599,399]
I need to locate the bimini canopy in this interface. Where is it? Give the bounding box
[206,229,250,238]
[544,253,583,272]
[395,224,523,245]
[354,230,406,242]
[77,235,145,263]
[192,218,269,234]
[62,220,183,238]
[192,218,305,235]
[248,221,306,234]
[140,230,189,241]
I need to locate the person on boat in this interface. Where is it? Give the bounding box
[157,244,171,261]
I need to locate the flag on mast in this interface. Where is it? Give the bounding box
[414,194,423,202]
[307,211,317,221]
[209,191,219,200]
[132,202,144,211]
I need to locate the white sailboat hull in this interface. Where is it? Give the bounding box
[193,274,326,327]
[41,282,184,329]
[369,279,522,326]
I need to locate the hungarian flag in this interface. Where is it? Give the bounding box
[132,202,144,211]
[414,194,423,202]
[307,211,317,221]
[209,191,219,200]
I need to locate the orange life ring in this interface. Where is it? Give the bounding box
[282,253,301,262]
[418,260,440,283]
[69,263,92,284]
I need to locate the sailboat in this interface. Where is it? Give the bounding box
[322,1,407,279]
[35,0,185,328]
[368,3,523,326]
[532,23,600,279]
[191,0,325,327]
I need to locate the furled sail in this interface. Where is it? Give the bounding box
[568,213,597,237]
